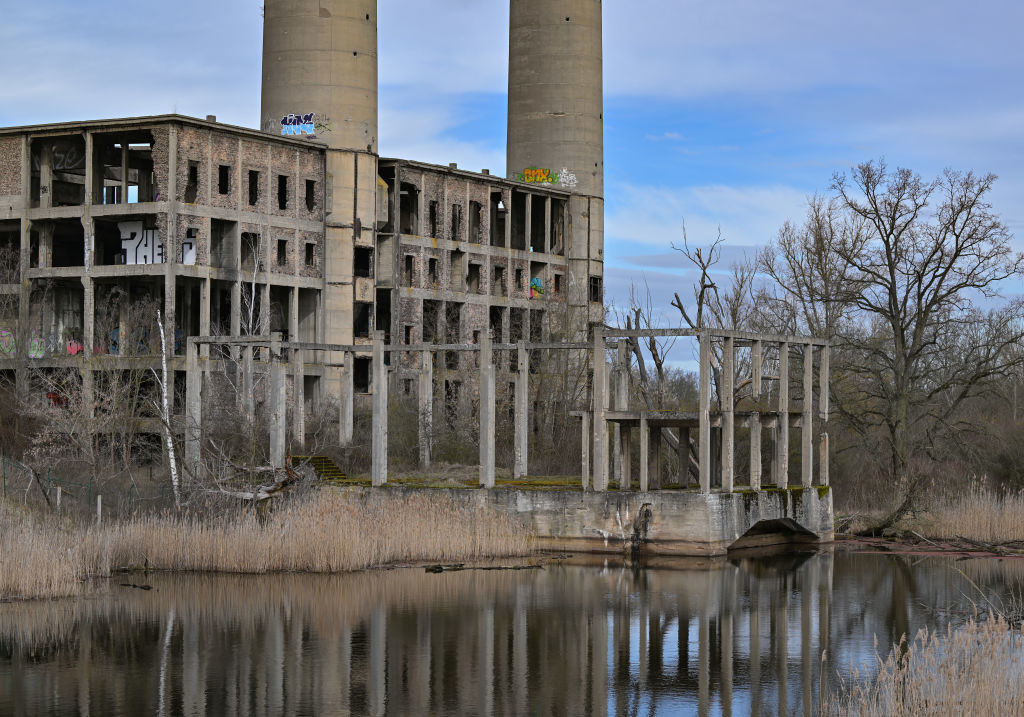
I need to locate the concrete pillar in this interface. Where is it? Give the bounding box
[524,193,532,250]
[580,411,591,489]
[591,327,608,491]
[639,415,649,492]
[81,275,94,355]
[185,337,201,476]
[199,278,211,359]
[479,332,496,487]
[39,143,53,209]
[37,224,52,269]
[418,350,432,469]
[514,343,528,479]
[777,342,790,488]
[292,348,305,448]
[621,423,632,491]
[819,344,830,486]
[698,331,711,493]
[339,351,354,444]
[750,340,762,489]
[371,332,387,486]
[269,334,286,469]
[802,344,814,488]
[120,142,129,204]
[721,336,735,492]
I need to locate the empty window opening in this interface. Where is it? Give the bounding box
[353,357,371,393]
[354,246,373,278]
[403,379,413,395]
[210,219,234,269]
[530,309,544,343]
[429,201,439,238]
[531,196,546,252]
[182,228,198,265]
[241,232,261,271]
[510,308,526,343]
[450,204,463,242]
[515,268,524,292]
[423,300,441,342]
[353,302,372,338]
[510,191,527,250]
[184,161,199,203]
[404,325,413,344]
[248,170,259,206]
[375,288,391,343]
[404,255,414,286]
[51,223,86,268]
[467,263,481,294]
[530,262,544,298]
[492,265,506,297]
[550,198,566,255]
[449,250,464,291]
[469,201,483,243]
[305,243,315,266]
[589,275,603,303]
[489,306,504,343]
[305,179,316,212]
[445,302,462,343]
[277,239,288,266]
[277,175,288,210]
[428,257,438,285]
[400,182,420,235]
[218,165,230,195]
[553,273,563,294]
[490,192,506,247]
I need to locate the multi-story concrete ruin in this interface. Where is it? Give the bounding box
[0,0,605,401]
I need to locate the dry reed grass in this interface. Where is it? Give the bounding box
[825,614,1024,716]
[907,485,1024,542]
[0,490,530,601]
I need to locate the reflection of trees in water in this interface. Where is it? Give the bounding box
[1,553,1019,716]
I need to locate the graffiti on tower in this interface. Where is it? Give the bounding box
[515,166,578,189]
[279,113,333,138]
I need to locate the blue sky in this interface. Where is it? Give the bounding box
[1,0,1021,327]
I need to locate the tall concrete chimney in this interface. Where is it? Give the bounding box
[507,0,604,317]
[261,1,380,358]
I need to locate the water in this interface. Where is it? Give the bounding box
[1,548,1021,716]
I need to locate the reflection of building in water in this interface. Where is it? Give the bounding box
[0,554,845,716]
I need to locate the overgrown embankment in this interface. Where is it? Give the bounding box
[0,491,531,602]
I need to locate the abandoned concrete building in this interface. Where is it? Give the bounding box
[0,0,604,407]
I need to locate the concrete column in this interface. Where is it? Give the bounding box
[339,351,354,444]
[81,275,94,355]
[199,278,211,359]
[721,336,735,492]
[802,344,814,488]
[292,348,304,449]
[777,342,790,488]
[819,344,830,486]
[289,286,299,344]
[39,143,53,209]
[269,334,286,469]
[371,332,387,486]
[639,415,649,492]
[164,125,178,350]
[418,350,433,469]
[514,343,528,479]
[243,345,254,420]
[37,224,52,269]
[479,332,496,487]
[750,340,762,489]
[543,197,552,254]
[524,193,532,250]
[698,331,711,493]
[185,337,201,476]
[120,143,129,204]
[591,327,608,491]
[580,411,591,489]
[84,131,94,205]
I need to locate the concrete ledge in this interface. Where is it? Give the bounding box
[334,485,834,557]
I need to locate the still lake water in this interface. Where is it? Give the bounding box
[1,548,1021,716]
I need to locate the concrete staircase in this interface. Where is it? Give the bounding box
[293,455,348,484]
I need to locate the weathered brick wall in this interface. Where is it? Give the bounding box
[0,137,22,196]
[208,133,239,210]
[239,139,269,214]
[298,229,322,279]
[149,126,170,202]
[176,126,209,204]
[177,213,209,266]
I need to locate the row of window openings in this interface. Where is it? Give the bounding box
[402,255,562,294]
[185,163,316,212]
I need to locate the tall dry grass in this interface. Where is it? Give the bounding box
[0,490,530,601]
[825,614,1024,715]
[909,485,1024,542]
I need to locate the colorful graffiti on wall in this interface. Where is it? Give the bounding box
[515,166,579,190]
[530,277,544,299]
[279,113,333,138]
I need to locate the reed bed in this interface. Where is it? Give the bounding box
[0,491,531,601]
[825,614,1024,716]
[909,486,1024,543]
